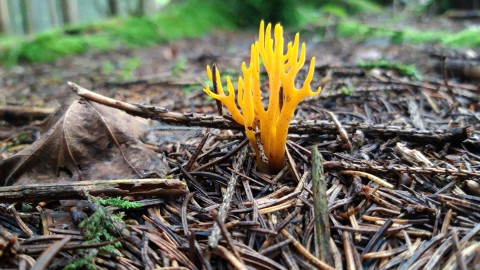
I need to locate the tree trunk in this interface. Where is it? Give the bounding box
[61,0,78,25]
[137,0,154,16]
[47,0,59,27]
[108,0,118,16]
[0,0,10,34]
[20,0,33,34]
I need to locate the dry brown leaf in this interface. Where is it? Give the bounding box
[0,98,169,185]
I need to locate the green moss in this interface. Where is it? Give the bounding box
[121,57,141,80]
[357,59,423,80]
[341,86,353,96]
[24,35,88,63]
[399,29,444,44]
[155,0,235,39]
[63,253,96,270]
[172,56,187,77]
[103,17,162,47]
[442,27,480,47]
[63,195,136,269]
[101,60,114,75]
[0,0,235,66]
[342,0,382,13]
[4,1,475,66]
[21,203,33,211]
[319,4,348,18]
[336,20,480,48]
[80,205,123,252]
[97,196,143,209]
[82,34,112,50]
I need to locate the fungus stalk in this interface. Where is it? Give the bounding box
[204,21,321,173]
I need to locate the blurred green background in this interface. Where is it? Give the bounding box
[0,0,479,65]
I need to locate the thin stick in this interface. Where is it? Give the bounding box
[0,105,54,123]
[323,110,352,151]
[68,82,146,115]
[68,82,470,143]
[340,170,394,189]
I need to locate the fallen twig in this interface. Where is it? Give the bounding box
[0,105,55,124]
[339,170,394,189]
[0,178,187,202]
[323,110,352,151]
[68,82,472,143]
[323,160,480,178]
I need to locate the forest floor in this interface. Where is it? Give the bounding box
[0,9,479,270]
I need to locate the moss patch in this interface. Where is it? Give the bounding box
[337,20,480,48]
[357,59,423,80]
[0,0,235,66]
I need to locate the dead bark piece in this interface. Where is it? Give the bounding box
[0,105,55,125]
[0,99,170,185]
[0,178,186,202]
[311,148,332,264]
[395,142,433,167]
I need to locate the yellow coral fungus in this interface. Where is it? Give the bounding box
[204,21,321,173]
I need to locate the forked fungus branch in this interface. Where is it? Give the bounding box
[204,21,322,173]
